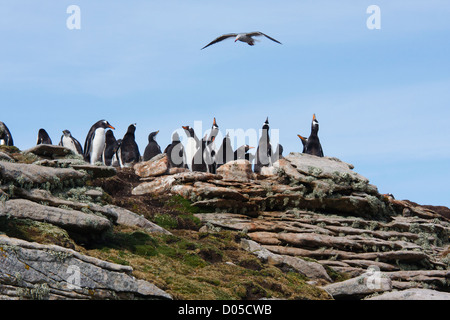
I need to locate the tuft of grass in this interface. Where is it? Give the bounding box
[86,228,332,300]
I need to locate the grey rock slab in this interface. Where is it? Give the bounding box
[105,204,172,235]
[24,144,74,158]
[0,161,86,186]
[365,288,450,300]
[322,271,392,299]
[0,199,112,234]
[0,235,172,300]
[241,239,332,282]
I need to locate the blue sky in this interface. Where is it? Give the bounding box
[1,1,449,207]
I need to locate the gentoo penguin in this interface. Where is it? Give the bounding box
[117,123,140,168]
[83,120,115,164]
[215,133,234,168]
[103,130,119,166]
[37,129,52,145]
[204,135,216,173]
[272,143,283,163]
[113,139,122,167]
[182,125,200,171]
[303,114,324,157]
[234,145,254,162]
[297,134,308,153]
[59,130,83,155]
[0,121,14,146]
[164,131,186,168]
[143,131,162,161]
[254,117,272,173]
[206,118,219,173]
[192,135,208,172]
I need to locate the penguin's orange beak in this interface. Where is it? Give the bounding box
[248,146,254,149]
[109,125,115,130]
[312,114,316,121]
[213,117,217,126]
[297,134,306,141]
[182,126,189,130]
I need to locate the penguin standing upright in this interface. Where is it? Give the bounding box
[143,131,162,161]
[84,120,115,164]
[37,129,52,145]
[182,126,200,171]
[103,130,119,166]
[192,135,208,172]
[297,134,308,153]
[59,130,83,155]
[206,118,219,173]
[117,123,141,168]
[272,143,283,163]
[215,133,234,169]
[0,121,14,146]
[234,145,254,162]
[204,135,216,173]
[164,131,186,168]
[254,117,272,173]
[303,114,324,157]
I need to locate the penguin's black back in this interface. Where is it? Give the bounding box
[0,121,14,146]
[120,124,140,165]
[254,118,272,173]
[304,115,324,157]
[216,135,233,168]
[103,130,118,166]
[192,138,207,172]
[37,129,52,145]
[164,132,186,168]
[143,131,161,161]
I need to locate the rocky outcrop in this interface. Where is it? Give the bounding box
[2,144,449,300]
[0,235,171,300]
[0,146,174,300]
[321,269,392,299]
[365,288,450,300]
[0,161,86,190]
[131,154,397,219]
[196,209,449,294]
[241,239,332,282]
[1,199,112,234]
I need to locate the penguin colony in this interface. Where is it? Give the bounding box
[0,114,324,172]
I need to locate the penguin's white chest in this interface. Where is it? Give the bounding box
[185,138,197,170]
[62,136,77,153]
[90,128,106,164]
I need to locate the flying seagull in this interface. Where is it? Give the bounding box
[201,32,282,50]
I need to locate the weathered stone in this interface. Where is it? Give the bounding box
[0,199,112,234]
[24,144,74,158]
[71,164,117,179]
[0,235,172,300]
[12,188,118,223]
[216,160,256,182]
[285,152,366,183]
[241,239,332,282]
[321,271,392,299]
[0,161,86,187]
[107,205,172,235]
[0,152,14,162]
[134,154,169,178]
[365,288,450,300]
